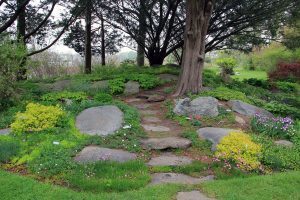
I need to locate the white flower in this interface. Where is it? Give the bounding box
[53,141,60,145]
[123,125,131,129]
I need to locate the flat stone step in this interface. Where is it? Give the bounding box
[0,128,10,135]
[148,154,193,166]
[140,110,159,115]
[142,124,170,132]
[177,191,215,200]
[132,104,151,109]
[125,98,142,103]
[74,146,137,163]
[151,173,214,185]
[141,137,192,150]
[143,116,162,123]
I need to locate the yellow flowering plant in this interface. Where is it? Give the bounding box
[215,132,262,171]
[11,103,65,133]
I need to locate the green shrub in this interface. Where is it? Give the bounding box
[41,91,88,102]
[108,78,126,94]
[94,93,113,103]
[0,136,20,163]
[276,81,299,93]
[0,39,27,110]
[130,74,160,89]
[264,101,300,119]
[215,132,262,171]
[196,87,250,102]
[243,78,271,89]
[11,103,66,133]
[216,57,237,75]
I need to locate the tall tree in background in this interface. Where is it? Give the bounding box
[136,0,146,66]
[174,0,214,96]
[85,0,92,74]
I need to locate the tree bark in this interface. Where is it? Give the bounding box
[148,54,165,66]
[136,1,146,66]
[85,0,92,74]
[100,14,106,66]
[174,0,214,96]
[17,0,27,80]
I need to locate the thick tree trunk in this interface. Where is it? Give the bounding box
[85,0,92,74]
[136,1,146,66]
[148,54,165,66]
[17,0,27,80]
[137,43,145,66]
[174,0,214,96]
[100,14,106,66]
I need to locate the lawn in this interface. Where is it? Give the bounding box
[201,171,300,200]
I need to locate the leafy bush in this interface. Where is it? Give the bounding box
[275,81,299,93]
[0,39,27,110]
[11,103,65,133]
[196,87,250,102]
[268,62,300,81]
[0,136,20,163]
[251,114,296,139]
[216,57,237,75]
[130,74,160,89]
[108,78,125,94]
[264,101,300,119]
[215,132,262,171]
[41,91,88,102]
[94,93,113,103]
[243,78,271,89]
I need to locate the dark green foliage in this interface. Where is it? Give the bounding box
[243,78,271,89]
[41,91,88,102]
[108,78,126,94]
[0,136,20,163]
[94,93,113,103]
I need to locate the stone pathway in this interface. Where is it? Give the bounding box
[177,191,215,200]
[141,137,191,150]
[148,153,193,166]
[151,173,214,185]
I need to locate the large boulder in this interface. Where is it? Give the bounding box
[228,100,273,118]
[197,127,241,151]
[174,97,219,117]
[76,106,123,136]
[74,146,137,163]
[124,81,140,95]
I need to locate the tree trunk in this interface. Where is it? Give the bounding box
[174,0,214,96]
[136,1,146,66]
[85,0,92,74]
[17,0,27,80]
[148,54,165,66]
[100,14,106,66]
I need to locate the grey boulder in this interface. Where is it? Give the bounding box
[0,128,10,135]
[228,100,273,118]
[76,106,123,136]
[124,81,140,95]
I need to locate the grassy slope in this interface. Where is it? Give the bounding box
[0,170,181,200]
[202,171,300,200]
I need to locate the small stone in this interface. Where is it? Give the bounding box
[141,137,192,150]
[74,146,137,163]
[151,173,214,185]
[142,124,170,132]
[143,116,161,123]
[0,128,10,135]
[124,81,140,95]
[235,116,246,124]
[148,154,193,166]
[147,94,166,102]
[177,191,215,200]
[275,140,294,147]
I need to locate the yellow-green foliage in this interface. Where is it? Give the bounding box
[215,132,262,171]
[11,103,65,133]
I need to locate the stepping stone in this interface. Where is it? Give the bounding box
[235,116,246,125]
[142,124,170,132]
[275,140,294,147]
[76,106,123,136]
[151,173,214,185]
[74,146,137,163]
[148,154,193,166]
[140,110,158,115]
[159,74,178,82]
[132,104,151,109]
[125,98,141,103]
[141,137,192,150]
[228,100,273,118]
[143,116,161,123]
[177,191,215,200]
[92,80,109,90]
[124,81,140,95]
[197,127,241,151]
[147,94,166,102]
[0,128,10,135]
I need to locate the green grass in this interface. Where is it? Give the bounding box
[0,170,182,200]
[201,171,300,200]
[232,68,267,80]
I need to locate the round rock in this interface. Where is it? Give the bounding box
[197,127,241,151]
[177,191,215,200]
[151,173,214,185]
[124,81,140,95]
[141,137,192,150]
[74,146,137,163]
[0,128,10,135]
[76,106,123,136]
[148,154,193,166]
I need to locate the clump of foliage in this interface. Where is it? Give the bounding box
[251,114,296,139]
[215,132,262,171]
[264,101,300,119]
[268,62,300,81]
[243,78,271,89]
[94,92,113,103]
[130,74,160,89]
[11,103,66,133]
[275,81,299,93]
[196,87,249,103]
[108,78,125,94]
[0,39,27,110]
[216,57,237,75]
[41,91,88,102]
[0,136,20,163]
